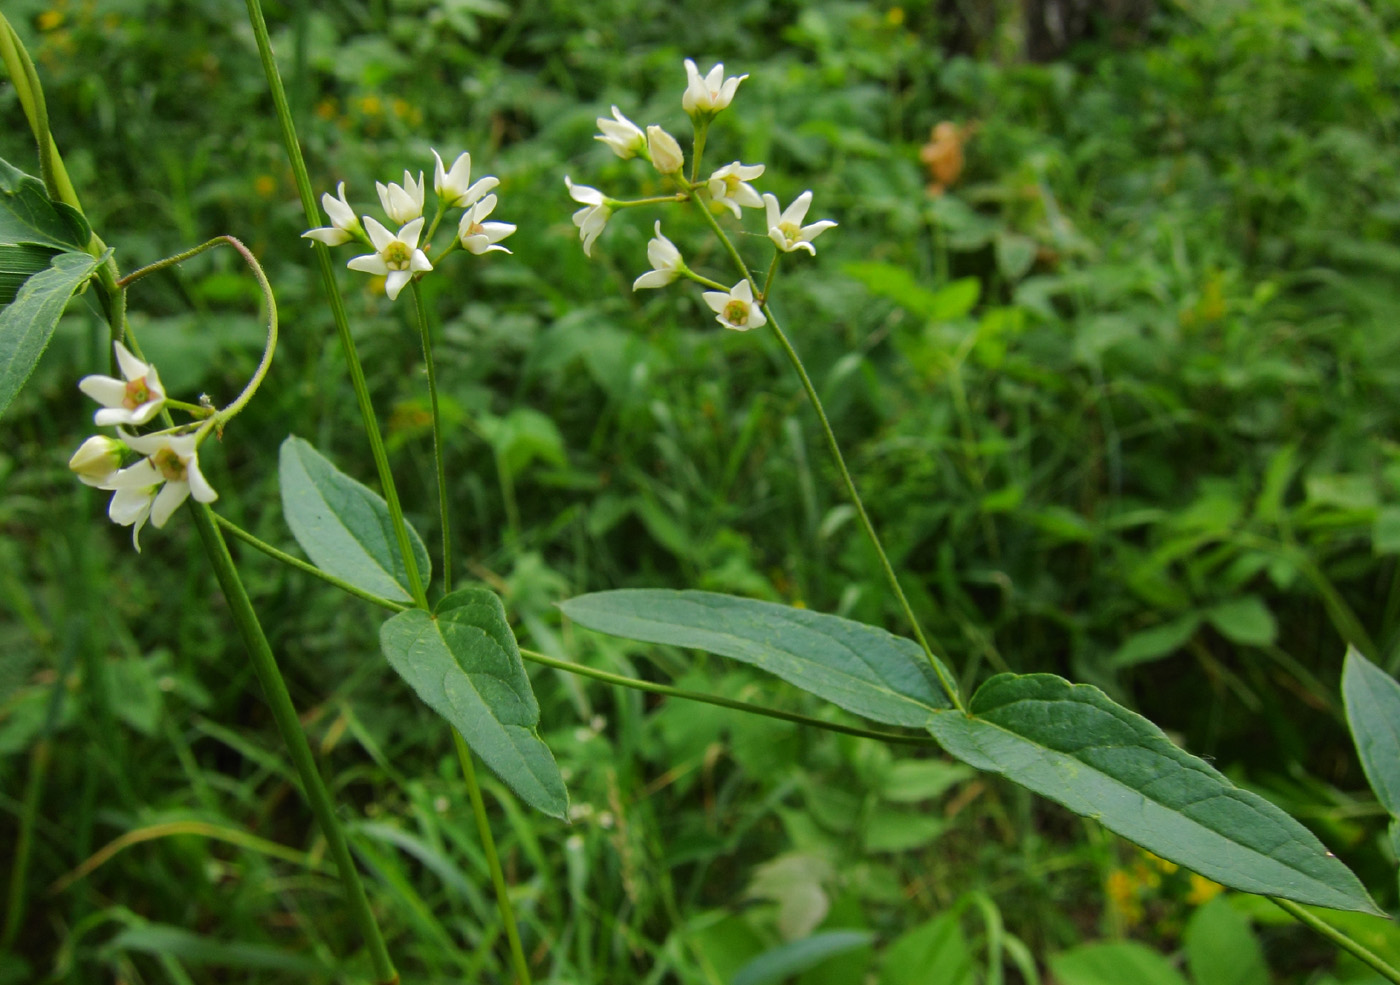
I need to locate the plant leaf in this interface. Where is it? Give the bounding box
[1049,941,1189,985]
[926,673,1380,913]
[731,930,874,985]
[0,250,103,421]
[558,589,955,726]
[1342,645,1400,818]
[0,159,91,251]
[278,436,431,603]
[379,588,567,818]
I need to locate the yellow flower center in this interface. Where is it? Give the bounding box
[778,220,802,244]
[723,299,749,325]
[152,447,187,482]
[383,241,412,269]
[123,375,151,409]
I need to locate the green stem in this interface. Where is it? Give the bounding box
[1,739,47,952]
[212,512,409,613]
[452,732,533,985]
[692,205,962,709]
[519,647,937,745]
[412,280,451,595]
[1271,898,1400,984]
[243,0,427,610]
[188,503,399,984]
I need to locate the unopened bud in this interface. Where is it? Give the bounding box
[647,126,685,176]
[69,435,124,486]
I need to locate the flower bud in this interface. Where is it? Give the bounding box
[646,126,685,176]
[69,435,124,486]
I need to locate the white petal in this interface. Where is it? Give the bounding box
[303,227,352,246]
[375,182,395,221]
[633,269,674,291]
[151,480,190,528]
[409,249,433,273]
[732,281,755,302]
[348,254,390,275]
[763,193,781,229]
[126,398,164,426]
[109,485,154,524]
[784,191,813,225]
[113,341,146,381]
[94,407,140,426]
[385,270,412,300]
[79,375,126,407]
[459,176,498,208]
[187,459,218,503]
[801,220,837,240]
[702,290,729,314]
[323,182,356,227]
[103,458,162,488]
[565,176,603,206]
[398,217,425,250]
[363,216,394,251]
[479,221,515,242]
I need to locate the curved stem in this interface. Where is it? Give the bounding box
[1271,898,1400,984]
[692,206,962,709]
[412,280,451,595]
[244,0,427,611]
[212,512,409,613]
[188,504,398,984]
[453,732,534,985]
[519,647,937,745]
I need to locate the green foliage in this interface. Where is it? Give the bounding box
[0,248,101,419]
[1343,648,1400,820]
[380,588,567,818]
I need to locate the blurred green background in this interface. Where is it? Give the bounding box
[4,0,1400,981]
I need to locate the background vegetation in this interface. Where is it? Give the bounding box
[4,0,1400,981]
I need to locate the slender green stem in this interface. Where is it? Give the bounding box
[452,732,533,985]
[212,512,409,613]
[612,194,690,209]
[1271,898,1400,984]
[412,280,451,595]
[692,205,962,709]
[761,251,781,300]
[243,0,427,611]
[188,504,398,984]
[681,269,731,292]
[1,739,47,952]
[519,647,937,745]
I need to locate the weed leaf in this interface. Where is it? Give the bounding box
[1342,646,1400,818]
[559,589,956,726]
[278,435,431,603]
[0,159,91,251]
[380,589,568,819]
[926,673,1380,913]
[0,250,103,421]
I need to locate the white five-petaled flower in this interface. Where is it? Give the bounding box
[633,222,685,291]
[763,191,837,255]
[79,341,167,426]
[458,194,516,255]
[595,106,646,160]
[376,171,426,225]
[69,435,125,486]
[432,150,499,210]
[101,431,217,551]
[702,280,766,331]
[706,162,765,219]
[348,217,433,301]
[565,176,612,257]
[646,126,684,175]
[682,59,747,117]
[302,181,363,246]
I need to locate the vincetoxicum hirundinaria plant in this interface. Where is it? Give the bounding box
[4,1,1400,979]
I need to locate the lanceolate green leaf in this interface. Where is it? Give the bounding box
[559,589,954,727]
[926,673,1379,913]
[1341,646,1400,818]
[0,250,102,421]
[279,436,431,604]
[380,589,567,819]
[0,158,90,251]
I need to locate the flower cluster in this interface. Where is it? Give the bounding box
[565,59,835,332]
[305,150,514,300]
[71,342,218,549]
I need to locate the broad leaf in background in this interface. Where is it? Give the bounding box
[279,436,431,603]
[559,589,955,727]
[730,930,873,985]
[926,673,1379,913]
[380,588,567,819]
[1048,941,1189,985]
[1184,897,1268,985]
[0,250,103,420]
[1341,646,1400,818]
[0,159,90,252]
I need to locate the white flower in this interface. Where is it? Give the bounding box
[707,162,765,219]
[595,106,646,159]
[646,126,684,175]
[458,194,515,255]
[376,171,426,224]
[763,191,837,255]
[78,341,167,427]
[302,181,363,246]
[432,150,498,209]
[633,222,685,290]
[702,280,766,331]
[69,435,124,486]
[347,217,433,301]
[101,431,218,550]
[565,176,612,257]
[682,59,747,117]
